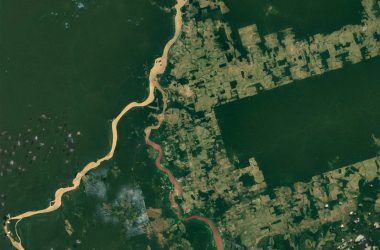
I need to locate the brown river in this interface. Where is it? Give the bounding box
[3,1,224,249]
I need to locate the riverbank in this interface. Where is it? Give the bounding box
[3,0,186,249]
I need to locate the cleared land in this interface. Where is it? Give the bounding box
[215,56,380,187]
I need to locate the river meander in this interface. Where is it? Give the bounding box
[1,0,223,249]
[1,0,173,248]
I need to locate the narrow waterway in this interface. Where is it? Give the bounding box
[3,1,224,249]
[144,86,224,250]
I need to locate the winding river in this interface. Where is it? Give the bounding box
[3,1,224,249]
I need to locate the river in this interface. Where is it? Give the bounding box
[3,0,224,249]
